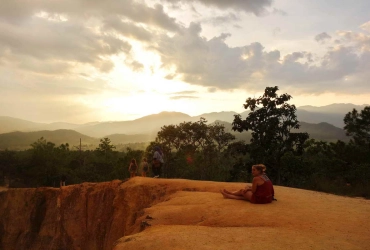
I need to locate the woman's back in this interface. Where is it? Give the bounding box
[252,174,274,204]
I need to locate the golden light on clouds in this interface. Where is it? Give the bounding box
[0,0,369,123]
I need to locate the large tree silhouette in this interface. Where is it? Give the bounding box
[232,86,309,184]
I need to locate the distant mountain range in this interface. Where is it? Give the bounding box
[1,103,367,136]
[0,103,365,150]
[298,103,368,114]
[0,121,350,151]
[0,111,238,137]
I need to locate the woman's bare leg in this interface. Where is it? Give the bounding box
[220,190,247,200]
[223,189,244,196]
[243,190,253,202]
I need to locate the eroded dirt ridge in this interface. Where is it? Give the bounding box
[0,179,177,250]
[1,178,370,250]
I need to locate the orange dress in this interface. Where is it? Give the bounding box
[251,175,275,204]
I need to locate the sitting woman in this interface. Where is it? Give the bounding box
[221,164,275,204]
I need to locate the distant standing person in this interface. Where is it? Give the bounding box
[141,158,149,177]
[60,175,66,187]
[129,159,138,178]
[152,146,164,178]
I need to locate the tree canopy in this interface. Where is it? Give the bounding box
[232,86,309,183]
[344,106,370,147]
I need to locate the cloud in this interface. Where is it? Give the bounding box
[153,22,370,94]
[273,27,281,36]
[154,23,273,89]
[103,16,153,42]
[0,15,131,75]
[0,0,182,77]
[315,32,332,43]
[337,28,370,51]
[1,0,369,124]
[170,95,199,100]
[165,73,176,80]
[272,8,288,16]
[171,91,198,95]
[360,21,370,33]
[205,13,240,26]
[125,60,144,72]
[99,61,115,73]
[161,0,272,15]
[0,0,180,31]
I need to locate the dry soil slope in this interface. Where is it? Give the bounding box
[114,178,370,250]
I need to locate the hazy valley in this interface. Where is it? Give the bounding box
[0,103,362,150]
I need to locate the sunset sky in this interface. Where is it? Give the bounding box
[1,0,369,123]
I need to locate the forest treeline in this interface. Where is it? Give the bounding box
[0,87,369,198]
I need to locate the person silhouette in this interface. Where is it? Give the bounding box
[152,146,164,178]
[60,175,66,187]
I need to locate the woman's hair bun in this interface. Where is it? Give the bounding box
[253,164,266,173]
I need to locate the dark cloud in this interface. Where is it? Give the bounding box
[206,13,240,26]
[161,0,272,15]
[315,32,332,43]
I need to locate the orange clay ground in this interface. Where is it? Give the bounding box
[114,177,370,250]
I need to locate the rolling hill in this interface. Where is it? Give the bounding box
[74,111,193,137]
[212,120,350,142]
[0,116,82,134]
[297,122,349,142]
[0,116,44,134]
[0,130,99,150]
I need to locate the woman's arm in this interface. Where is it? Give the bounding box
[251,177,259,193]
